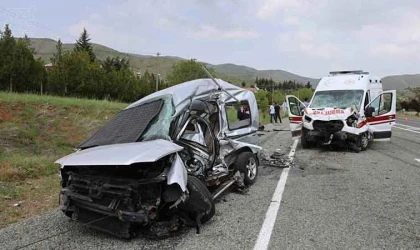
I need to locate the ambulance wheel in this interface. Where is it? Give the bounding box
[301,128,310,149]
[360,132,369,151]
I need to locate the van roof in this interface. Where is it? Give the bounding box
[316,72,381,92]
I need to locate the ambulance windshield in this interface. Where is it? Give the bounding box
[310,90,364,109]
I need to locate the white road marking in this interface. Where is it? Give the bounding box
[393,125,420,134]
[415,158,420,163]
[395,123,420,130]
[253,139,298,250]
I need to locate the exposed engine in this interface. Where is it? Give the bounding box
[59,159,173,238]
[179,148,208,182]
[346,113,360,128]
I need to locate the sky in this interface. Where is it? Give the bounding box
[1,0,420,78]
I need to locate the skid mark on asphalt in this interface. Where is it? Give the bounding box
[253,139,298,250]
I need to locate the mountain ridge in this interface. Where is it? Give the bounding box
[28,38,419,90]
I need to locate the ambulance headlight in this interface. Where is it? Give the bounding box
[346,115,357,127]
[304,115,312,122]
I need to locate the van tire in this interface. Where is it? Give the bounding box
[180,175,215,224]
[236,152,258,186]
[360,132,369,151]
[301,128,310,149]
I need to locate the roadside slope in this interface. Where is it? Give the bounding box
[0,92,127,227]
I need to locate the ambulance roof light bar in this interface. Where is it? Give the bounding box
[329,70,369,76]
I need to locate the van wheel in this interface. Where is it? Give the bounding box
[301,128,310,149]
[360,132,369,151]
[236,152,258,186]
[179,175,215,225]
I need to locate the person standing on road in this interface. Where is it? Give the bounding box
[237,105,244,120]
[270,103,277,123]
[302,98,310,107]
[274,103,282,123]
[300,98,310,113]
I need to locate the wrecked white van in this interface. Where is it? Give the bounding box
[55,77,261,238]
[286,70,396,151]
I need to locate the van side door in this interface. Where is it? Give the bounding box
[286,95,305,139]
[365,90,396,141]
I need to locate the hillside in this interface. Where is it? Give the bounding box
[0,92,127,227]
[29,38,318,85]
[209,64,318,87]
[382,74,420,91]
[29,38,420,89]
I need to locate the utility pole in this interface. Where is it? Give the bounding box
[271,80,274,103]
[156,52,161,92]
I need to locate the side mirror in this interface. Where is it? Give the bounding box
[365,106,375,117]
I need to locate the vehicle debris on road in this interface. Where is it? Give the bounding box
[260,149,292,168]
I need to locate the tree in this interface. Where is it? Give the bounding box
[0,24,45,93]
[166,59,215,87]
[305,81,312,89]
[51,39,63,66]
[291,88,314,101]
[0,24,16,91]
[255,91,269,110]
[74,28,96,62]
[407,87,420,115]
[272,91,286,104]
[101,56,130,73]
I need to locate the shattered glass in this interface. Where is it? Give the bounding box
[310,90,364,109]
[140,95,175,141]
[79,99,163,149]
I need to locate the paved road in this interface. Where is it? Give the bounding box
[396,115,420,128]
[270,125,420,249]
[1,121,419,250]
[0,123,292,250]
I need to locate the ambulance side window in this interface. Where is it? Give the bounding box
[368,93,392,116]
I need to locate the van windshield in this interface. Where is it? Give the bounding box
[310,90,364,109]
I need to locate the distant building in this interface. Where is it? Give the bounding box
[243,87,258,93]
[44,63,53,71]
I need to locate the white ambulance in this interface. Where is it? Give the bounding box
[286,70,396,151]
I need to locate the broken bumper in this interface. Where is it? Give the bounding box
[60,189,150,224]
[306,130,359,144]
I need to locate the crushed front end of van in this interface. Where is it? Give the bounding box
[55,77,262,238]
[300,106,372,151]
[286,70,396,152]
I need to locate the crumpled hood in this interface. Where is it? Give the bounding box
[55,139,184,167]
[304,107,355,121]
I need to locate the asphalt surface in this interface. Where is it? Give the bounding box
[0,123,292,250]
[1,120,419,250]
[270,121,420,249]
[396,115,420,128]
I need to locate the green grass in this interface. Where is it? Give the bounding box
[225,105,288,125]
[0,92,127,227]
[0,92,127,110]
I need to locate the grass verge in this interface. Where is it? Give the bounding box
[0,92,126,228]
